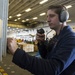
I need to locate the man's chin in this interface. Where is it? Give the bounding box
[49,26,54,29]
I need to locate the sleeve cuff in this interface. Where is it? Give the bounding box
[12,48,25,64]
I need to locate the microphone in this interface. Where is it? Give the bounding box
[37,28,45,34]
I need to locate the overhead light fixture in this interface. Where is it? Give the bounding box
[14,19,17,21]
[65,5,72,9]
[22,20,25,22]
[16,14,21,17]
[40,12,46,16]
[26,19,29,21]
[33,17,38,20]
[18,18,21,20]
[39,0,48,4]
[25,8,32,12]
[9,16,12,18]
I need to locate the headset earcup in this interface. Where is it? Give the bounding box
[60,10,69,22]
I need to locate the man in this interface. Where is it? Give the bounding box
[7,5,75,75]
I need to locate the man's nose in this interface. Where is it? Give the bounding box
[47,17,51,22]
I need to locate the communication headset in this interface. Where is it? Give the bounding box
[48,5,69,22]
[59,6,69,22]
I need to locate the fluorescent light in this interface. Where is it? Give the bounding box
[9,16,12,18]
[33,17,38,20]
[18,18,21,20]
[22,20,25,22]
[65,5,72,9]
[25,8,31,12]
[40,12,46,16]
[14,19,17,21]
[16,14,21,17]
[39,0,48,4]
[26,19,29,21]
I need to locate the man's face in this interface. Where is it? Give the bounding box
[47,9,60,30]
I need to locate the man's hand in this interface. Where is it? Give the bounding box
[7,38,18,55]
[36,33,45,43]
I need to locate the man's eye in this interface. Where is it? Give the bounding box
[49,14,55,17]
[47,14,56,18]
